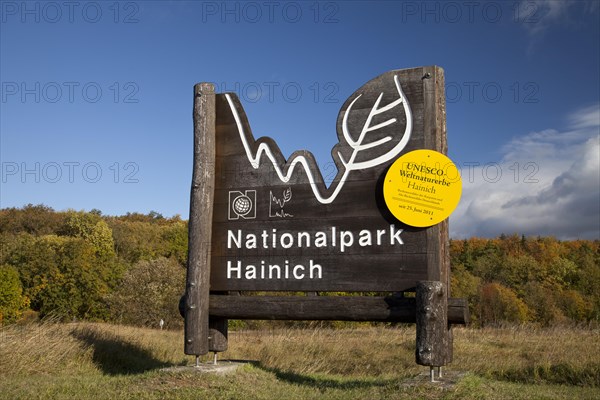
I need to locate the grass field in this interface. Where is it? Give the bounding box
[1,320,599,399]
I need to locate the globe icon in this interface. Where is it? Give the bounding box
[233,195,252,216]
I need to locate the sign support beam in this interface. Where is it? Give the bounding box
[184,83,216,356]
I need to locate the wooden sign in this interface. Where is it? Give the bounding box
[184,66,467,375]
[210,66,449,292]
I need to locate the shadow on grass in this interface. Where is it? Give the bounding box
[254,363,397,390]
[72,328,171,375]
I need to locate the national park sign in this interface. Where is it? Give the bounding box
[183,66,468,375]
[213,67,446,291]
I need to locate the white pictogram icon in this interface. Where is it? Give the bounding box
[228,190,257,220]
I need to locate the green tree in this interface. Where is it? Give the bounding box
[6,234,117,320]
[62,211,115,258]
[472,253,501,283]
[161,221,188,265]
[108,220,163,263]
[0,264,30,323]
[450,263,481,324]
[522,282,565,325]
[6,233,60,310]
[500,255,545,294]
[547,257,579,288]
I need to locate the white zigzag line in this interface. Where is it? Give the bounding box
[225,74,412,205]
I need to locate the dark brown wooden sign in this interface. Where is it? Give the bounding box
[210,66,449,292]
[184,67,466,376]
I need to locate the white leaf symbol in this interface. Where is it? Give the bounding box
[226,74,412,204]
[283,187,292,203]
[338,75,413,171]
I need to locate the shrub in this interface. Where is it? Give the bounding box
[0,264,30,324]
[107,257,185,329]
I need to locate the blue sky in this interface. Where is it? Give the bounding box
[1,0,599,239]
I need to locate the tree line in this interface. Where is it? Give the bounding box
[1,204,598,327]
[0,204,186,328]
[450,235,599,326]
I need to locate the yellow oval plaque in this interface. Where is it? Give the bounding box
[383,149,462,227]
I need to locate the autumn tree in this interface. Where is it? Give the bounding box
[0,204,65,236]
[478,282,530,326]
[1,205,597,326]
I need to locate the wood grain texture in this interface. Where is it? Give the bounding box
[184,83,215,356]
[208,294,468,325]
[415,281,449,367]
[208,316,228,352]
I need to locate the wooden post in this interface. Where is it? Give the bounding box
[415,281,448,367]
[209,291,228,354]
[184,83,215,356]
[209,316,228,353]
[422,66,454,367]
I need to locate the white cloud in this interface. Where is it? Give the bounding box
[569,103,600,129]
[517,0,599,52]
[517,0,587,35]
[450,103,600,239]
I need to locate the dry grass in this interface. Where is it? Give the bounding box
[0,317,93,376]
[0,319,188,377]
[222,325,600,386]
[454,326,600,385]
[1,321,599,399]
[224,326,420,377]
